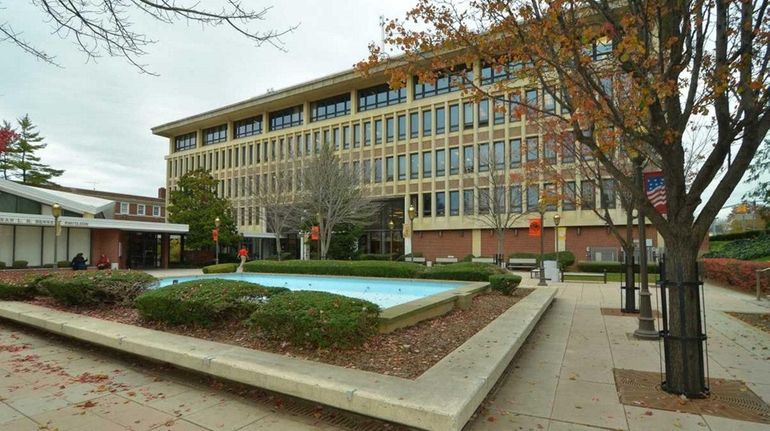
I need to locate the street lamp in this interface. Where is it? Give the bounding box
[214,216,221,265]
[553,213,561,281]
[407,204,416,260]
[388,218,395,260]
[538,197,547,286]
[52,203,61,270]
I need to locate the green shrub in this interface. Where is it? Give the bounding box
[358,253,396,261]
[397,252,423,261]
[0,282,34,299]
[489,274,522,295]
[508,252,538,260]
[702,235,770,261]
[0,261,5,269]
[202,263,238,274]
[543,251,576,269]
[11,260,27,269]
[422,262,506,281]
[136,279,289,326]
[461,254,475,262]
[41,270,156,306]
[57,260,71,268]
[249,291,380,348]
[576,261,659,274]
[243,260,424,278]
[709,230,769,241]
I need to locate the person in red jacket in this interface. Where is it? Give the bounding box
[96,254,111,270]
[237,246,248,272]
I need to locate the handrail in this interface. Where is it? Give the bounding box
[756,267,770,301]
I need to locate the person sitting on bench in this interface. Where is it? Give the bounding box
[71,253,88,270]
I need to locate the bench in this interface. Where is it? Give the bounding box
[508,258,538,270]
[435,257,459,264]
[405,256,427,264]
[561,271,608,284]
[471,257,496,264]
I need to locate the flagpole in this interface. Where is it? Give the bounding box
[635,158,658,339]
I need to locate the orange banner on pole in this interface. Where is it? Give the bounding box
[310,225,320,240]
[212,228,219,242]
[528,219,542,237]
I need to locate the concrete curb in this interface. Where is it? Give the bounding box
[0,288,556,431]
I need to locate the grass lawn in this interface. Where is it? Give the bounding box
[562,272,660,283]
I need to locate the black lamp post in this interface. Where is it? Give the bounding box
[553,213,561,281]
[214,216,221,265]
[634,158,657,339]
[52,203,61,270]
[388,218,395,260]
[538,197,547,286]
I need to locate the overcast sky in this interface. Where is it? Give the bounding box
[0,0,761,219]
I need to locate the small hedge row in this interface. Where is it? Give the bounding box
[702,235,770,261]
[40,271,156,306]
[358,253,397,261]
[135,279,288,326]
[202,263,238,274]
[0,282,35,300]
[423,262,507,281]
[508,251,576,268]
[709,229,770,242]
[576,261,659,274]
[249,291,380,348]
[703,258,770,292]
[242,260,425,279]
[489,274,522,295]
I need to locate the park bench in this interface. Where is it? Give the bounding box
[435,256,459,264]
[507,258,538,270]
[405,256,427,264]
[471,257,496,264]
[561,271,608,284]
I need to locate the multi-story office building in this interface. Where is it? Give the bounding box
[152,60,661,261]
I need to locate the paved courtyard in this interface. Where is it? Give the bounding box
[1,277,769,430]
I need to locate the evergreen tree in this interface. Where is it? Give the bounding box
[1,115,63,185]
[167,169,239,250]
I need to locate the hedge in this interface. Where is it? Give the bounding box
[40,270,156,306]
[243,260,424,279]
[702,235,770,261]
[422,262,507,281]
[358,253,397,261]
[202,263,238,274]
[11,260,27,269]
[508,251,576,268]
[0,282,35,300]
[249,290,380,348]
[135,279,289,326]
[576,261,659,274]
[0,261,5,269]
[489,274,522,295]
[709,230,770,242]
[703,258,770,292]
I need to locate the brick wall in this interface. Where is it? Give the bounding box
[91,229,128,269]
[412,230,473,260]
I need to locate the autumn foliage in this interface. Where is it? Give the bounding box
[703,258,770,292]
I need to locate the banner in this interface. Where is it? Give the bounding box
[644,171,667,215]
[528,219,542,237]
[310,225,320,240]
[211,228,219,242]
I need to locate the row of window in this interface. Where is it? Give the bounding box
[118,202,161,217]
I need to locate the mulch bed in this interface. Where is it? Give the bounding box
[726,312,770,333]
[25,289,532,379]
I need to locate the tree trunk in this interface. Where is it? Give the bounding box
[662,236,707,396]
[496,229,505,264]
[275,236,282,261]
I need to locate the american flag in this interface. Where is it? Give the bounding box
[644,171,667,214]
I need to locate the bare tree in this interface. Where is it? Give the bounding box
[0,0,296,74]
[247,170,300,261]
[300,143,378,260]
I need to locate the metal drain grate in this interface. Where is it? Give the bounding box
[614,368,770,424]
[276,400,414,431]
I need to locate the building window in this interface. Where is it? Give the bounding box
[353,124,361,148]
[601,179,616,209]
[480,61,521,85]
[413,66,472,99]
[422,110,432,136]
[343,126,350,149]
[363,121,371,146]
[203,125,227,145]
[509,92,521,122]
[374,158,383,183]
[152,205,160,217]
[463,145,475,173]
[422,192,432,217]
[493,99,505,125]
[410,153,419,179]
[544,138,557,164]
[493,141,505,170]
[410,112,419,138]
[479,189,490,214]
[269,106,303,131]
[436,192,446,216]
[386,156,394,181]
[525,89,538,111]
[509,138,522,168]
[543,92,556,114]
[436,149,446,177]
[449,147,459,175]
[362,160,371,183]
[593,38,613,60]
[478,143,490,172]
[449,191,460,216]
[311,94,351,122]
[234,116,263,138]
[422,152,432,177]
[435,107,446,134]
[449,104,460,132]
[119,202,129,214]
[510,185,522,213]
[463,102,474,129]
[174,132,196,152]
[478,99,489,126]
[358,83,406,111]
[581,181,595,209]
[397,115,406,140]
[386,117,394,143]
[526,136,539,161]
[494,186,506,212]
[562,134,576,163]
[545,183,557,211]
[463,189,474,215]
[398,155,407,180]
[563,181,577,210]
[527,184,539,212]
[137,204,146,216]
[374,119,383,144]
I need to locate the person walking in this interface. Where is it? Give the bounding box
[237,246,248,273]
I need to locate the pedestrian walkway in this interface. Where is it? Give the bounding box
[1,277,769,430]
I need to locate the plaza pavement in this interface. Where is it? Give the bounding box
[0,270,768,430]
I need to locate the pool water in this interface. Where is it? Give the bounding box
[157,273,463,308]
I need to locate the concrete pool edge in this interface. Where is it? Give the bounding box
[0,288,556,431]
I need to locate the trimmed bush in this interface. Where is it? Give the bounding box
[709,230,769,242]
[422,262,507,281]
[508,252,538,260]
[136,279,289,326]
[264,252,295,261]
[11,260,27,269]
[249,291,380,348]
[461,254,475,262]
[40,270,156,306]
[358,253,396,261]
[0,282,34,300]
[703,258,770,292]
[243,260,424,279]
[489,274,522,295]
[576,261,659,274]
[57,260,71,268]
[507,251,575,268]
[202,263,238,274]
[0,261,5,269]
[702,235,770,261]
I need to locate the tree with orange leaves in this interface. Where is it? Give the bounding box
[358,0,770,397]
